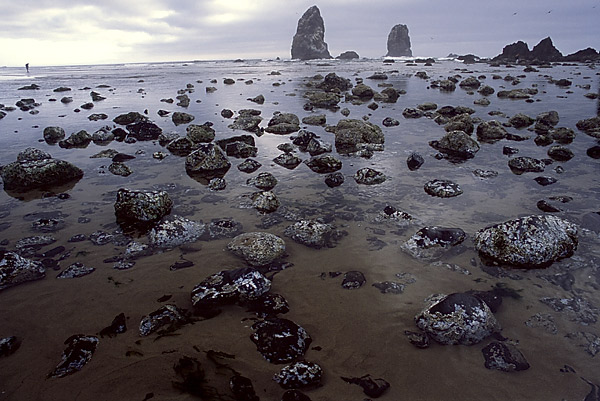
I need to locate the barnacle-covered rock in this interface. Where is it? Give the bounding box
[474,215,578,268]
[114,188,173,225]
[191,267,271,308]
[227,232,286,266]
[139,304,189,336]
[0,251,45,290]
[148,215,205,248]
[250,317,312,363]
[273,361,323,389]
[415,293,500,345]
[48,335,99,378]
[482,341,530,372]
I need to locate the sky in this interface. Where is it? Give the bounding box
[0,0,598,67]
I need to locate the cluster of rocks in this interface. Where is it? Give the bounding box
[493,37,600,63]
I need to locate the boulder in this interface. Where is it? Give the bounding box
[58,130,92,148]
[139,305,189,336]
[508,157,546,174]
[304,154,342,173]
[0,336,21,357]
[273,361,323,389]
[459,76,481,89]
[291,6,332,60]
[284,220,336,248]
[228,110,263,132]
[332,119,384,154]
[508,113,535,128]
[238,159,262,173]
[325,172,344,187]
[476,120,507,142]
[251,191,281,213]
[352,83,374,99]
[415,293,501,345]
[43,126,66,144]
[407,153,424,171]
[191,267,271,308]
[148,215,206,248]
[429,130,480,160]
[316,73,352,92]
[386,24,412,57]
[0,251,46,290]
[482,342,530,372]
[424,179,463,198]
[265,113,301,134]
[474,215,578,268]
[227,232,286,266]
[172,112,195,126]
[126,121,162,141]
[274,153,302,169]
[185,143,231,176]
[56,263,95,279]
[48,335,99,378]
[336,51,359,60]
[576,116,600,138]
[305,91,341,108]
[1,150,83,192]
[547,145,574,161]
[250,317,312,363]
[301,114,326,126]
[114,188,173,224]
[247,172,278,191]
[354,168,386,185]
[187,123,215,143]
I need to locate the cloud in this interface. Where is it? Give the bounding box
[0,0,598,66]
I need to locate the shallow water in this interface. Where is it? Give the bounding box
[1,59,599,400]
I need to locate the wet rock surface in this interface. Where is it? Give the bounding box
[474,215,578,268]
[424,179,463,198]
[482,342,530,372]
[48,335,99,378]
[191,267,271,308]
[0,251,46,290]
[342,374,390,398]
[291,6,331,60]
[250,317,312,363]
[227,232,286,266]
[139,304,190,336]
[415,293,501,345]
[0,336,21,357]
[148,215,205,248]
[114,188,173,226]
[273,361,323,389]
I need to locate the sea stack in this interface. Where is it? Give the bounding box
[386,24,412,57]
[291,5,332,60]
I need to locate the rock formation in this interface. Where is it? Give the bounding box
[493,36,599,62]
[291,6,332,60]
[386,24,412,57]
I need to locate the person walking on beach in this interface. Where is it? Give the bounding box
[25,63,29,73]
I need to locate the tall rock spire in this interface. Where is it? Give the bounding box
[386,24,412,57]
[291,5,332,60]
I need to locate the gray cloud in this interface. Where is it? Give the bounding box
[0,0,598,66]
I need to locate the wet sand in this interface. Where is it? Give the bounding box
[1,59,599,400]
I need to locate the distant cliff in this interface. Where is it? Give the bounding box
[386,24,412,57]
[493,37,599,62]
[291,5,332,60]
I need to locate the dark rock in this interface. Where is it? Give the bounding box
[477,85,495,96]
[221,109,234,118]
[424,179,463,198]
[386,24,412,57]
[539,295,598,325]
[587,146,600,159]
[429,130,480,160]
[549,127,575,144]
[274,153,302,169]
[185,143,231,177]
[56,262,95,279]
[126,121,162,141]
[576,116,600,138]
[251,191,281,213]
[191,267,271,308]
[381,87,399,103]
[0,336,21,357]
[148,215,205,248]
[503,146,519,156]
[493,40,530,62]
[537,200,561,213]
[304,91,341,109]
[405,226,466,250]
[445,114,474,135]
[341,374,390,398]
[354,168,386,185]
[316,73,352,92]
[99,313,127,338]
[266,112,301,134]
[531,37,563,61]
[474,215,578,268]
[508,113,535,128]
[273,361,323,389]
[250,317,312,363]
[187,123,215,143]
[247,172,278,190]
[324,172,344,187]
[246,293,290,316]
[534,176,557,186]
[171,356,207,397]
[382,117,399,127]
[139,304,189,336]
[228,110,263,132]
[304,154,342,174]
[402,107,424,119]
[114,188,172,225]
[58,130,92,148]
[43,126,66,144]
[508,157,546,174]
[564,47,600,62]
[547,145,574,161]
[108,162,133,177]
[305,138,332,156]
[249,94,265,104]
[291,6,332,60]
[281,389,312,401]
[476,120,507,142]
[48,335,98,378]
[351,83,374,99]
[404,330,429,348]
[284,220,340,248]
[238,159,262,173]
[0,250,45,290]
[301,114,326,126]
[230,375,259,401]
[373,281,405,294]
[336,51,359,60]
[535,111,560,134]
[459,76,481,89]
[415,293,500,345]
[342,271,366,289]
[482,342,530,372]
[227,232,286,266]
[407,153,424,171]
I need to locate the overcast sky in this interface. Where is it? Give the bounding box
[0,0,598,67]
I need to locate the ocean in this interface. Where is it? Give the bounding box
[0,58,599,400]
